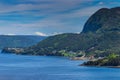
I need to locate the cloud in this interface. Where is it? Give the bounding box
[0,0,95,17]
[0,5,107,35]
[35,32,48,36]
[98,2,104,5]
[3,33,16,36]
[0,0,119,35]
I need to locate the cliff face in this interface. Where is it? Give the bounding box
[2,7,120,57]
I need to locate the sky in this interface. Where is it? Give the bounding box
[0,0,119,36]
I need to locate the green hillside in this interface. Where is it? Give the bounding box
[0,35,46,49]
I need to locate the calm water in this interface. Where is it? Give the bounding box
[0,52,120,80]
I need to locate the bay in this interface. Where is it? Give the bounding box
[0,52,120,80]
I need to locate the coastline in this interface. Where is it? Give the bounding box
[80,64,120,68]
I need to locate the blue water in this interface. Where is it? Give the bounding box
[0,53,120,80]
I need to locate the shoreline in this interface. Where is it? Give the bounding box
[80,64,120,68]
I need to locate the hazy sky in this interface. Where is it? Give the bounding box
[0,0,119,36]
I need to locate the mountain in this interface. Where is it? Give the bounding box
[0,35,46,49]
[2,7,120,57]
[82,7,120,33]
[82,7,120,57]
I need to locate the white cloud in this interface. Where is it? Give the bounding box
[35,32,48,36]
[51,32,63,36]
[7,33,16,35]
[3,33,16,36]
[98,2,104,5]
[75,32,80,34]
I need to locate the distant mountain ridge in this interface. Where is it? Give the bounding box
[2,7,120,57]
[0,35,46,49]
